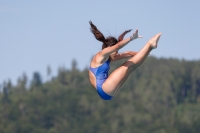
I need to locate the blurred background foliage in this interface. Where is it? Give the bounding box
[1,56,200,133]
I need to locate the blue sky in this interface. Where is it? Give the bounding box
[1,0,200,85]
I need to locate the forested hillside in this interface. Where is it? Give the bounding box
[1,56,200,133]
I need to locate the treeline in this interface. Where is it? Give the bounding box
[0,56,200,133]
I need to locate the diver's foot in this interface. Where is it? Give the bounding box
[149,33,162,49]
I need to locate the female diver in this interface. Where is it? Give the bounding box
[88,21,162,100]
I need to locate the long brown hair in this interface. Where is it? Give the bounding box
[89,21,131,49]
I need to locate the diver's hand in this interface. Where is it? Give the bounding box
[130,29,142,41]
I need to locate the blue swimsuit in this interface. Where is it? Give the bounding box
[89,59,114,100]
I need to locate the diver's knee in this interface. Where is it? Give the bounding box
[128,63,138,71]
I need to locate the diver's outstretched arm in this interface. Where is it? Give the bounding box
[100,29,142,57]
